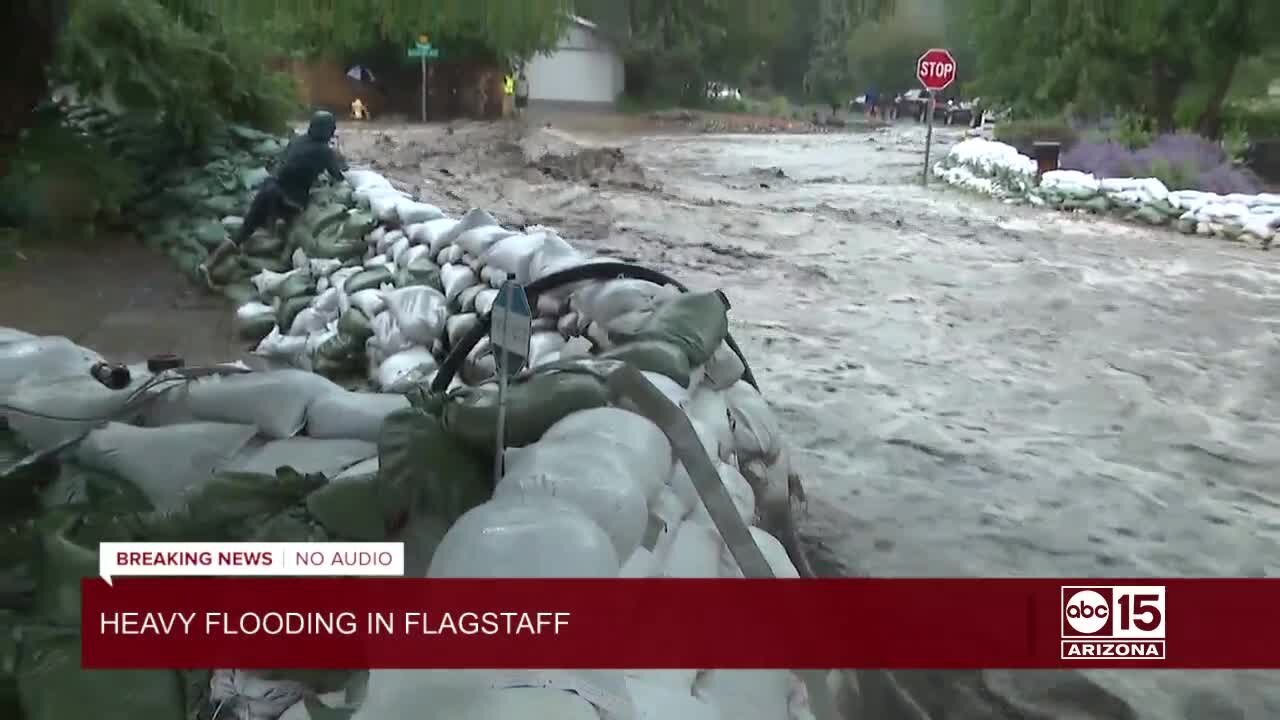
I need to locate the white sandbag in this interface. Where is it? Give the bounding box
[0,328,36,345]
[0,337,101,392]
[529,332,566,367]
[234,301,275,334]
[316,276,330,293]
[540,407,672,500]
[348,288,386,317]
[474,288,499,316]
[279,691,347,720]
[479,265,508,288]
[457,284,483,313]
[250,269,292,297]
[369,311,413,357]
[557,312,580,337]
[411,217,460,256]
[686,387,734,462]
[725,381,782,463]
[366,226,387,248]
[694,671,791,720]
[572,279,676,326]
[376,347,438,392]
[689,461,755,526]
[719,527,801,579]
[481,232,547,282]
[441,263,478,303]
[428,496,620,578]
[75,422,257,509]
[384,286,448,345]
[363,253,389,269]
[398,244,431,269]
[703,343,745,390]
[497,437,648,560]
[640,371,689,408]
[368,189,410,224]
[141,369,342,439]
[210,669,309,720]
[462,339,496,385]
[429,687,602,720]
[659,521,723,578]
[456,225,517,257]
[376,229,404,256]
[345,169,394,192]
[308,257,343,277]
[226,437,377,477]
[388,235,412,265]
[357,670,631,720]
[306,390,410,441]
[288,307,329,336]
[446,313,479,347]
[438,244,465,265]
[334,456,378,481]
[619,547,656,578]
[2,365,148,451]
[291,247,309,270]
[312,287,342,317]
[628,677,719,720]
[439,208,500,248]
[330,265,361,292]
[395,199,444,224]
[585,321,611,350]
[537,292,565,317]
[254,327,307,363]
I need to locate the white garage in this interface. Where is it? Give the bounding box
[524,16,624,107]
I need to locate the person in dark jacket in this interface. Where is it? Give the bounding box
[198,110,348,288]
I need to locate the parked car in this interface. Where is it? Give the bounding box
[942,99,975,126]
[892,89,947,122]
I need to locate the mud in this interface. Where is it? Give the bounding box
[340,120,1280,719]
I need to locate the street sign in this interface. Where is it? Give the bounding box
[406,40,441,122]
[490,281,532,483]
[916,48,957,187]
[406,44,439,59]
[916,48,957,92]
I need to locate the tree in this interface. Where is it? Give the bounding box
[807,0,856,111]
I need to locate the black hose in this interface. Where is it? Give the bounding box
[429,261,759,393]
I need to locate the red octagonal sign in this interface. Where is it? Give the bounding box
[917,48,957,92]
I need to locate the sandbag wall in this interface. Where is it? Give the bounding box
[934,138,1280,249]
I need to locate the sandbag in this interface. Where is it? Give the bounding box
[442,366,611,452]
[398,257,442,291]
[288,307,330,337]
[599,340,692,388]
[142,370,341,439]
[226,437,377,477]
[410,218,460,256]
[377,409,492,530]
[369,312,413,358]
[277,295,315,333]
[0,327,36,345]
[0,337,101,392]
[345,266,394,294]
[75,422,257,509]
[398,244,431,268]
[618,292,729,367]
[474,288,500,316]
[628,677,719,720]
[306,459,384,540]
[348,288,386,317]
[694,670,791,720]
[455,225,517,258]
[428,496,620,578]
[446,313,479,347]
[209,669,308,720]
[659,521,722,578]
[688,462,755,527]
[427,687,602,720]
[498,437,649,560]
[480,233,547,282]
[720,527,801,579]
[572,279,676,327]
[441,263,478,304]
[254,327,307,364]
[375,347,438,392]
[235,302,277,341]
[355,670,631,720]
[529,332,567,367]
[540,408,672,499]
[457,284,484,314]
[686,387,734,462]
[2,365,149,452]
[702,343,745,390]
[306,390,409,442]
[725,381,782,463]
[16,632,187,720]
[384,286,447,345]
[337,308,374,341]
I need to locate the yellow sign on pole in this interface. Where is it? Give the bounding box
[418,35,429,46]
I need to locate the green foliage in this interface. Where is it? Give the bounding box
[53,0,299,148]
[1223,103,1280,138]
[993,117,1079,151]
[1112,114,1155,150]
[1221,124,1252,163]
[847,18,944,96]
[1144,158,1199,190]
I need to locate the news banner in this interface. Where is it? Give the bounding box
[83,542,1280,669]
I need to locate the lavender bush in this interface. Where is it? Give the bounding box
[1060,132,1262,194]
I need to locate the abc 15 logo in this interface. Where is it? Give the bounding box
[1061,586,1166,639]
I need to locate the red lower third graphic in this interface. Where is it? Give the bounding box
[80,578,1280,669]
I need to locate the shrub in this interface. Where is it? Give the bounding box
[1060,132,1262,194]
[994,117,1080,152]
[1222,104,1280,139]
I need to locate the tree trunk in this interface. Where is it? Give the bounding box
[1194,52,1242,139]
[0,0,67,174]
[1149,58,1184,134]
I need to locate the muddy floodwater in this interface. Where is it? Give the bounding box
[4,116,1276,718]
[341,119,1280,719]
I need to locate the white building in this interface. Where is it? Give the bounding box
[524,15,625,108]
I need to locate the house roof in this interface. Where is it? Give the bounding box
[568,14,598,30]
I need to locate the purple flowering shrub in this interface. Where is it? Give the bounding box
[1060,132,1261,194]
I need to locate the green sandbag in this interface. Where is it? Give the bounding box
[249,507,330,542]
[278,295,315,332]
[16,630,187,720]
[599,339,693,387]
[304,223,365,259]
[1174,218,1197,234]
[173,250,204,279]
[241,255,291,274]
[337,309,373,340]
[378,410,491,529]
[243,230,286,256]
[344,267,393,294]
[618,291,729,367]
[441,366,611,452]
[315,333,363,366]
[31,519,96,624]
[192,220,228,250]
[1081,196,1111,214]
[209,254,244,284]
[237,313,277,343]
[202,194,241,217]
[1132,205,1169,226]
[306,469,385,541]
[241,167,270,190]
[275,271,316,300]
[301,203,350,235]
[396,261,442,291]
[222,282,258,306]
[341,210,376,238]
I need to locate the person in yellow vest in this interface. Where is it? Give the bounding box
[350,98,369,121]
[502,74,516,117]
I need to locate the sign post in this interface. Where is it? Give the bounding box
[489,281,532,484]
[916,47,957,186]
[406,35,441,123]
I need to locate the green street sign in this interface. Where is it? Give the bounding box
[407,43,439,59]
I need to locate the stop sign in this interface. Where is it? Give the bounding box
[916,48,957,92]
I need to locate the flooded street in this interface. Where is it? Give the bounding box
[345,119,1280,718]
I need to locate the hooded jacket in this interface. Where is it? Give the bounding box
[274,111,347,207]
